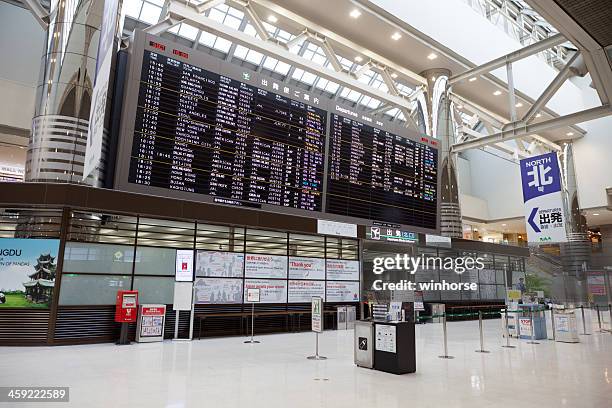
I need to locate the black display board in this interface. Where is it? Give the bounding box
[326,113,438,229]
[129,50,326,211]
[115,31,440,233]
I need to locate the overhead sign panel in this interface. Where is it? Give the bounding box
[520,152,567,243]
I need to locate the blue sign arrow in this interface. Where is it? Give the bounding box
[528,207,540,233]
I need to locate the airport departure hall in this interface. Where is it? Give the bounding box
[0,0,611,407]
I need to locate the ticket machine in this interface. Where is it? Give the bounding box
[115,290,138,344]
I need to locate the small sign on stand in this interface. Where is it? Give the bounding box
[136,304,166,343]
[307,296,326,360]
[244,288,260,344]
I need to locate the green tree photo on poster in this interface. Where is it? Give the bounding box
[0,238,60,308]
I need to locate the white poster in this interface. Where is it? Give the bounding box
[326,281,359,302]
[317,220,357,237]
[245,254,287,278]
[288,280,325,303]
[311,297,323,333]
[288,257,325,280]
[244,279,287,303]
[175,250,193,282]
[375,324,396,353]
[193,278,243,304]
[326,259,360,281]
[196,251,244,278]
[84,0,119,179]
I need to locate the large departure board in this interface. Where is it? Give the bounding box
[127,49,326,211]
[326,112,438,229]
[116,32,439,232]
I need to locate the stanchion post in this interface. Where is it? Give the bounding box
[609,304,612,334]
[580,305,591,335]
[527,308,540,344]
[502,308,516,348]
[244,302,260,344]
[438,313,454,359]
[596,305,602,332]
[550,307,556,341]
[475,310,490,353]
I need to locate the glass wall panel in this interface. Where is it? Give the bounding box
[134,246,176,275]
[63,242,134,274]
[137,218,194,248]
[59,274,131,305]
[133,276,174,303]
[68,212,138,245]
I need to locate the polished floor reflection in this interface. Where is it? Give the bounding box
[1,320,611,408]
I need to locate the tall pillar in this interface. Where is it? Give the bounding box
[26,0,108,186]
[417,69,462,237]
[558,141,590,303]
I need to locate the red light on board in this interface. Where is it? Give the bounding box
[173,49,189,59]
[430,140,438,146]
[149,41,166,51]
[421,137,429,143]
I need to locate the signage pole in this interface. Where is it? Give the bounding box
[244,288,260,344]
[438,313,454,359]
[475,311,490,353]
[307,297,326,360]
[502,309,516,348]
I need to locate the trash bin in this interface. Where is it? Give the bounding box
[354,320,374,368]
[554,310,579,343]
[346,306,356,329]
[337,306,347,330]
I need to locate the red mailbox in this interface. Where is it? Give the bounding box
[115,290,138,323]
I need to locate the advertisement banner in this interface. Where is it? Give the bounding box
[288,280,325,303]
[137,304,166,341]
[193,278,243,304]
[175,250,193,282]
[520,153,567,243]
[196,251,244,277]
[0,238,60,308]
[245,254,287,278]
[288,257,325,280]
[84,0,120,179]
[326,281,359,302]
[326,259,360,281]
[587,272,606,296]
[243,279,287,303]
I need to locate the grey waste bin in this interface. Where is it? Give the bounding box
[354,320,374,368]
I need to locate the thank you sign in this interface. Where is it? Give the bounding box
[519,152,567,243]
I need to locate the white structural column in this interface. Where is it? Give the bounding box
[418,69,462,238]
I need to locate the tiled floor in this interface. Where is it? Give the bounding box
[1,320,611,408]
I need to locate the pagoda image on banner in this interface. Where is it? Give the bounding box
[23,253,56,304]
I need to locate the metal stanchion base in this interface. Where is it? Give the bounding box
[438,355,454,359]
[244,340,260,344]
[580,333,592,336]
[501,345,516,348]
[307,355,327,360]
[526,341,540,344]
[475,350,490,353]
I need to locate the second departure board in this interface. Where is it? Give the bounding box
[326,113,438,229]
[127,49,326,211]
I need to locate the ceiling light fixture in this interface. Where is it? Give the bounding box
[456,104,463,109]
[515,102,523,107]
[493,90,502,96]
[502,224,507,226]
[427,53,438,60]
[535,113,542,118]
[391,72,398,78]
[354,56,363,62]
[391,32,402,41]
[267,15,278,23]
[468,77,477,82]
[592,213,599,216]
[566,132,574,136]
[349,9,361,18]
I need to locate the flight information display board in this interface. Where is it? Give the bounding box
[126,48,326,211]
[116,32,439,232]
[326,112,438,229]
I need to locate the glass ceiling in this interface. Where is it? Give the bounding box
[122,0,412,122]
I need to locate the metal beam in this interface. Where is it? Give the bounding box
[305,34,343,73]
[22,0,49,29]
[234,0,426,86]
[168,1,413,109]
[460,126,528,158]
[242,3,271,42]
[196,0,226,14]
[144,16,183,35]
[449,33,566,84]
[522,52,580,123]
[452,105,611,153]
